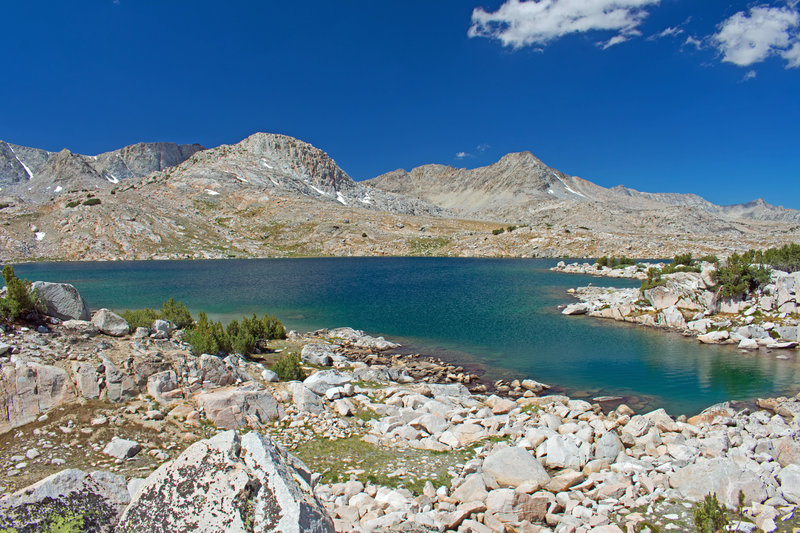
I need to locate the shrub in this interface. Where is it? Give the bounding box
[698,254,719,265]
[596,256,609,267]
[492,228,505,235]
[160,297,193,329]
[0,265,38,321]
[185,311,286,357]
[640,267,665,291]
[82,198,101,206]
[714,253,770,298]
[693,493,728,533]
[66,200,80,208]
[120,307,159,329]
[506,225,517,232]
[674,252,693,266]
[271,352,306,381]
[184,312,231,356]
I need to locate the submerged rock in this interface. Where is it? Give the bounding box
[116,430,334,532]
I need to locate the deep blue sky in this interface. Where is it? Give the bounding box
[1,1,799,208]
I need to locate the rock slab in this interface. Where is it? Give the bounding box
[0,468,129,532]
[116,430,334,532]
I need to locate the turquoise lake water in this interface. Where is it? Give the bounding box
[14,257,800,416]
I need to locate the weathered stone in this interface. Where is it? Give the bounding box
[290,383,324,415]
[1,359,75,433]
[116,431,334,532]
[92,308,130,337]
[775,435,800,467]
[778,464,800,504]
[30,281,91,320]
[198,353,242,387]
[72,361,100,399]
[301,343,336,366]
[303,370,353,396]
[698,330,730,344]
[594,431,623,462]
[103,437,141,460]
[0,469,129,532]
[562,303,590,315]
[62,319,100,336]
[482,446,550,489]
[545,435,587,469]
[102,357,138,402]
[147,370,181,404]
[195,384,285,429]
[452,473,488,503]
[669,457,768,508]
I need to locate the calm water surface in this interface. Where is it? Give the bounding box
[15,258,800,415]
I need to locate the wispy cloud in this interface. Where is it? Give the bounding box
[683,35,704,50]
[743,70,757,80]
[711,4,800,68]
[455,151,472,159]
[476,143,490,152]
[648,25,684,41]
[468,0,660,49]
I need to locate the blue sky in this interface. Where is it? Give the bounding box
[1,1,799,208]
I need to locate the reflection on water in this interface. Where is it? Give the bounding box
[15,257,800,416]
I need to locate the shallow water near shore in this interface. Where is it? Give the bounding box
[15,257,800,416]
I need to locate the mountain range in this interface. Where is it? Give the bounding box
[0,132,797,261]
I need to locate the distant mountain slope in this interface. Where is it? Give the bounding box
[156,132,446,217]
[366,153,800,225]
[0,140,204,201]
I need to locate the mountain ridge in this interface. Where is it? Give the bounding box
[1,132,798,262]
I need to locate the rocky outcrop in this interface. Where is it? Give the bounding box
[194,384,285,429]
[0,469,130,532]
[30,281,90,320]
[116,430,334,532]
[0,357,75,433]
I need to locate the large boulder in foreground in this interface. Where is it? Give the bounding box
[117,430,334,532]
[0,469,129,532]
[30,281,90,320]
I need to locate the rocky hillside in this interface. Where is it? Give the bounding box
[0,140,204,202]
[1,133,798,261]
[367,153,800,229]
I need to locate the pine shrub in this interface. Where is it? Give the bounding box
[271,352,306,381]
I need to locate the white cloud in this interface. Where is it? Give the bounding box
[712,4,800,68]
[649,26,683,40]
[468,0,660,49]
[455,151,472,159]
[782,41,800,66]
[743,70,757,80]
[683,35,704,50]
[476,143,490,152]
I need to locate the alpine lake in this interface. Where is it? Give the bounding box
[15,257,800,416]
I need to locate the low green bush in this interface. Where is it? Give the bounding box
[492,228,505,235]
[65,200,80,208]
[185,311,286,357]
[120,308,159,329]
[160,297,193,329]
[714,253,770,298]
[271,352,306,381]
[121,298,194,330]
[0,265,38,321]
[82,198,101,206]
[693,493,728,533]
